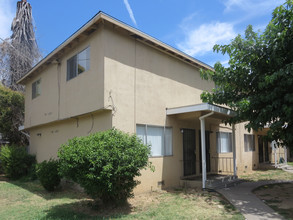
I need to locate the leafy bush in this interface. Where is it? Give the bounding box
[36,159,61,191]
[58,128,151,204]
[0,85,27,145]
[0,145,36,179]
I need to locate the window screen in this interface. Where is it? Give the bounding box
[216,132,232,153]
[136,124,172,157]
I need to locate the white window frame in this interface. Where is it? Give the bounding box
[244,134,255,152]
[216,132,232,153]
[67,47,90,81]
[32,79,41,99]
[136,124,173,157]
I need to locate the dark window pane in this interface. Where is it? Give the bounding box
[32,79,41,99]
[67,47,90,80]
[67,56,77,80]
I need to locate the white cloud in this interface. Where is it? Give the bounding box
[223,0,285,14]
[0,0,14,39]
[220,59,230,67]
[123,0,137,27]
[177,22,236,56]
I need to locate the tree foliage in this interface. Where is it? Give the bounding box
[0,0,40,91]
[0,144,36,179]
[201,0,293,148]
[0,84,27,145]
[58,128,151,204]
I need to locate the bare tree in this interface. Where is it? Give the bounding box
[0,0,41,91]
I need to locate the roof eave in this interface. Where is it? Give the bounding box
[17,12,213,84]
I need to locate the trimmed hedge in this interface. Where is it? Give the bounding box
[0,145,36,179]
[58,128,151,204]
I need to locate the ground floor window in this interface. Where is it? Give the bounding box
[136,124,172,157]
[216,132,232,153]
[244,134,255,152]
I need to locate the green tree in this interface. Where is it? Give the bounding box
[201,0,293,148]
[0,84,27,145]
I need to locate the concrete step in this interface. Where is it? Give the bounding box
[206,175,243,189]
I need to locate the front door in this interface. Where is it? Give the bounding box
[258,136,264,163]
[199,130,211,173]
[182,129,196,176]
[264,139,269,162]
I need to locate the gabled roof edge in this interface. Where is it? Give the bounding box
[17,11,214,84]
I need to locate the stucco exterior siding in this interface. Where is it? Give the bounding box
[103,25,214,131]
[24,28,105,129]
[29,110,112,162]
[102,25,218,192]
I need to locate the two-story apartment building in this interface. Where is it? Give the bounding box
[18,12,288,192]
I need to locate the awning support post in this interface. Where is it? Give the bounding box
[232,124,237,176]
[199,112,214,189]
[271,140,277,167]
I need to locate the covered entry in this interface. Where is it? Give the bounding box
[167,103,237,189]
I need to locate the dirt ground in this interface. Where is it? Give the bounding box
[254,183,293,219]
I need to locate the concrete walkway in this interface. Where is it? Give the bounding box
[277,164,293,174]
[217,180,291,220]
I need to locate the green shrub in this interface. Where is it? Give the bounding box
[0,85,27,145]
[58,128,151,204]
[0,145,36,179]
[36,159,61,191]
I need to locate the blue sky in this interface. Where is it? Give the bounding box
[0,0,285,67]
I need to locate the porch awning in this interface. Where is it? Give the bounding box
[166,103,237,189]
[166,103,236,119]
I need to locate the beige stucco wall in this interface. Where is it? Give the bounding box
[102,25,216,192]
[29,110,112,162]
[24,28,105,129]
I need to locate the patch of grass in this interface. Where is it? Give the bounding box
[269,205,292,220]
[288,162,293,166]
[239,168,293,182]
[0,178,244,219]
[253,183,293,220]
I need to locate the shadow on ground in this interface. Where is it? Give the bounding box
[41,200,132,220]
[0,174,86,201]
[253,182,293,219]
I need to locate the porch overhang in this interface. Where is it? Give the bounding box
[166,103,236,120]
[167,103,237,190]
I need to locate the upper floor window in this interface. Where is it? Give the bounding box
[216,132,232,153]
[67,47,90,81]
[136,124,172,157]
[32,79,41,99]
[244,134,255,152]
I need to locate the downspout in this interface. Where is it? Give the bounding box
[199,112,214,189]
[232,124,237,176]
